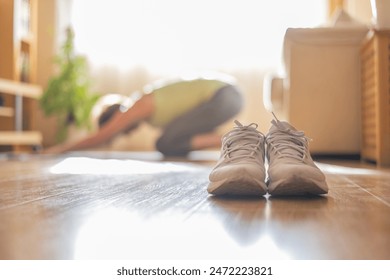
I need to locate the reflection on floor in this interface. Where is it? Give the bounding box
[0,151,389,259]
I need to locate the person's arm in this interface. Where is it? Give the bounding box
[44,94,155,154]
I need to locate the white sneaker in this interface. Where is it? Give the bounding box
[208,120,267,196]
[266,115,328,196]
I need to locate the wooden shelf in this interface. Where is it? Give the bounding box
[0,131,42,145]
[0,0,42,151]
[0,106,14,117]
[361,29,390,166]
[21,34,34,46]
[0,78,42,99]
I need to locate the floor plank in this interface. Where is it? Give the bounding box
[0,153,389,259]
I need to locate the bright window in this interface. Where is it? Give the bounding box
[71,0,327,75]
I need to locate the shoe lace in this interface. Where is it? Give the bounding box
[266,113,310,161]
[222,120,264,163]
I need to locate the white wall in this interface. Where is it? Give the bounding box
[345,0,373,24]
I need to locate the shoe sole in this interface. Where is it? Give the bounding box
[208,177,267,196]
[268,175,328,196]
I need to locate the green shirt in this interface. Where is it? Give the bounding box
[147,78,228,127]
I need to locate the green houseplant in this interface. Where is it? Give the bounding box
[40,27,100,142]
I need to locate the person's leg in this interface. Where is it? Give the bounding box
[156,85,243,156]
[190,132,222,151]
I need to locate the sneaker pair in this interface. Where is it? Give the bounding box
[207,116,328,196]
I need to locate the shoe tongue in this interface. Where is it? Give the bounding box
[270,119,304,137]
[279,120,297,131]
[268,119,308,159]
[270,119,293,131]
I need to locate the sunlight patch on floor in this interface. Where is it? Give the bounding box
[317,162,384,175]
[73,207,291,260]
[49,157,200,175]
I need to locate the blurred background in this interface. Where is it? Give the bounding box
[0,0,377,154]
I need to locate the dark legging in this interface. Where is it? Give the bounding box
[155,85,243,156]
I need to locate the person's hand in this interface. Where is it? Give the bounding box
[41,143,70,155]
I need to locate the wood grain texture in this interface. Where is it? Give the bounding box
[0,152,389,259]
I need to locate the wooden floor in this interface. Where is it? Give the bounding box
[0,151,389,260]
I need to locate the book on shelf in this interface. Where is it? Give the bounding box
[19,51,30,82]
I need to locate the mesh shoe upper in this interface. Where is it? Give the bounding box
[266,115,328,195]
[208,120,267,196]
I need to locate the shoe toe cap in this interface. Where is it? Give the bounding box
[210,162,265,182]
[268,162,326,182]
